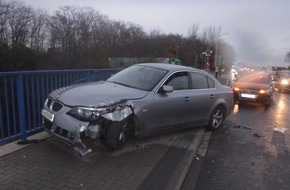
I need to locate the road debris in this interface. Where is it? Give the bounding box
[233,125,253,130]
[274,127,287,134]
[253,133,262,137]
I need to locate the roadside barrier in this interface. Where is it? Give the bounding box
[0,69,120,144]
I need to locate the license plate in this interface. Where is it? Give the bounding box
[241,93,256,99]
[41,109,54,122]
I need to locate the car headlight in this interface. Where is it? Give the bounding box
[281,79,289,85]
[67,107,107,122]
[259,89,270,94]
[233,87,240,91]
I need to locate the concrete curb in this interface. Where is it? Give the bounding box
[180,130,213,190]
[165,128,206,190]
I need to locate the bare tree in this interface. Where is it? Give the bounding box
[47,6,79,51]
[8,1,34,45]
[46,6,84,67]
[187,23,200,40]
[74,7,98,50]
[29,10,49,51]
[0,1,237,71]
[201,25,222,46]
[0,1,11,42]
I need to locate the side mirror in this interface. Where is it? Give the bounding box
[160,85,173,93]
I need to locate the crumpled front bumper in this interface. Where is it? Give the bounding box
[41,100,133,156]
[42,107,96,156]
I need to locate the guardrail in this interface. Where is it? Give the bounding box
[0,69,121,144]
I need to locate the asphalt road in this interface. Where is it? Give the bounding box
[182,90,290,190]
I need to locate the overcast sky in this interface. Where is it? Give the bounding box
[15,0,290,67]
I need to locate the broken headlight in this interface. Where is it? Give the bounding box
[67,101,133,122]
[67,107,107,122]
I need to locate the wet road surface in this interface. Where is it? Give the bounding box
[182,91,290,190]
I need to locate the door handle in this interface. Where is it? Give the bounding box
[210,94,215,99]
[184,97,190,101]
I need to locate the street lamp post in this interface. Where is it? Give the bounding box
[202,49,212,70]
[214,42,218,67]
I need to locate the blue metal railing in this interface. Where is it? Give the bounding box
[0,69,121,144]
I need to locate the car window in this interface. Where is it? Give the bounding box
[208,77,215,88]
[164,72,189,91]
[190,72,213,89]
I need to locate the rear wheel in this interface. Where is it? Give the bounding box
[207,106,225,131]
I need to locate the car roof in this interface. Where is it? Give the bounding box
[136,63,202,72]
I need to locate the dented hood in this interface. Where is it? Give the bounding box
[49,81,148,106]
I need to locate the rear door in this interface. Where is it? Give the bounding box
[187,72,216,123]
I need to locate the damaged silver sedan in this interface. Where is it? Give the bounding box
[41,63,234,156]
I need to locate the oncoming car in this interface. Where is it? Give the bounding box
[273,70,290,92]
[232,72,273,107]
[231,65,242,81]
[41,63,234,156]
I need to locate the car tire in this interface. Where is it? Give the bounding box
[264,95,273,107]
[207,106,225,131]
[264,101,271,107]
[103,117,133,151]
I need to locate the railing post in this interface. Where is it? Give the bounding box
[86,71,91,82]
[16,74,27,142]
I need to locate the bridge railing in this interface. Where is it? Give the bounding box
[0,69,121,144]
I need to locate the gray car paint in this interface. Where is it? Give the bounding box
[42,63,234,155]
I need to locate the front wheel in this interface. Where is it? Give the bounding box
[207,106,225,131]
[103,118,132,151]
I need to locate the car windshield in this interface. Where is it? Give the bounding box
[107,65,168,91]
[238,74,268,84]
